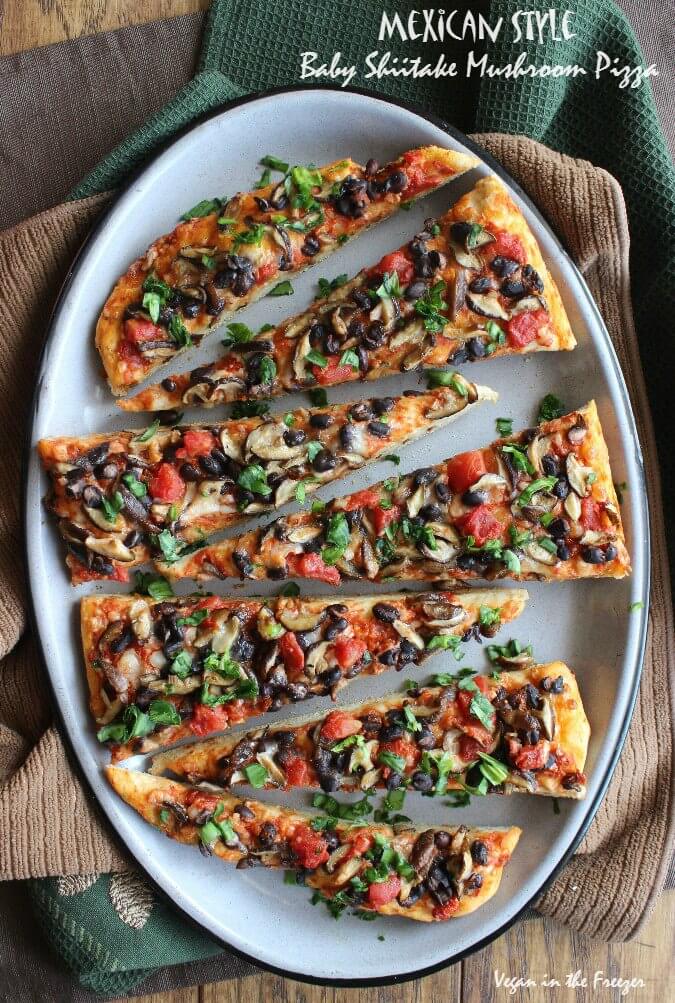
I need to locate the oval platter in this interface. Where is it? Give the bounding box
[24,87,649,985]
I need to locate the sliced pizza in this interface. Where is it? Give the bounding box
[119,174,574,414]
[82,588,527,761]
[98,146,478,395]
[38,380,493,585]
[157,401,630,585]
[150,661,589,800]
[107,767,521,922]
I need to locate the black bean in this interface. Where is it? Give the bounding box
[182,300,201,319]
[325,617,348,640]
[378,647,399,666]
[456,552,488,574]
[82,485,103,508]
[380,723,404,742]
[419,503,442,523]
[467,336,487,359]
[258,822,278,847]
[302,236,321,257]
[416,728,437,750]
[524,684,542,709]
[541,454,560,477]
[64,478,84,499]
[522,264,544,293]
[400,883,424,907]
[469,276,492,293]
[232,270,255,297]
[405,280,427,301]
[373,602,398,623]
[434,481,451,503]
[548,517,569,538]
[581,546,606,564]
[412,771,434,792]
[465,873,483,891]
[385,772,403,790]
[236,488,255,508]
[398,640,418,665]
[318,666,341,690]
[199,453,224,478]
[361,321,386,351]
[450,221,473,243]
[324,331,341,356]
[352,288,372,310]
[413,467,437,487]
[501,279,526,298]
[283,428,306,447]
[490,256,519,277]
[385,170,407,194]
[312,449,337,473]
[448,347,470,366]
[552,478,570,499]
[462,489,488,507]
[309,413,333,429]
[254,197,269,212]
[605,543,618,562]
[339,424,356,450]
[179,462,201,482]
[349,401,374,422]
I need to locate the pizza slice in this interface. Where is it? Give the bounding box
[38,380,494,584]
[157,401,630,585]
[82,588,527,762]
[107,766,521,922]
[119,173,574,414]
[98,146,478,395]
[150,661,589,800]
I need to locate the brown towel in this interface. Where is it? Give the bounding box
[0,135,672,940]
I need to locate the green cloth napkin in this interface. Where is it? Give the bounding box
[34,0,673,996]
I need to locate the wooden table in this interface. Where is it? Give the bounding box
[1,3,671,1001]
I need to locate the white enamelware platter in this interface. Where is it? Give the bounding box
[25,88,649,985]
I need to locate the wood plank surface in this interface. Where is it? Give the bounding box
[2,2,672,1002]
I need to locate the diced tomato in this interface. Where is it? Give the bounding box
[179,429,217,458]
[124,318,163,345]
[487,230,526,265]
[457,505,502,546]
[320,710,363,743]
[148,463,185,502]
[278,631,305,675]
[118,340,144,366]
[445,450,491,494]
[367,875,401,908]
[291,826,329,869]
[256,260,277,283]
[333,638,367,671]
[373,250,415,286]
[400,150,449,199]
[379,737,420,771]
[506,309,549,349]
[580,497,603,531]
[190,702,229,737]
[342,488,382,512]
[349,831,372,857]
[458,734,484,762]
[286,552,341,586]
[512,741,550,772]
[73,561,129,584]
[432,896,460,920]
[312,356,357,386]
[369,503,401,535]
[283,755,312,788]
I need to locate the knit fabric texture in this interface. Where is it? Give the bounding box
[2,0,672,996]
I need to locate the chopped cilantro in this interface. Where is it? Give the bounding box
[538,393,566,423]
[134,418,160,443]
[496,417,513,436]
[237,463,272,497]
[308,387,328,407]
[305,348,328,368]
[268,280,294,297]
[414,280,448,333]
[180,197,224,220]
[133,572,173,599]
[317,274,349,298]
[231,400,270,419]
[244,763,269,788]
